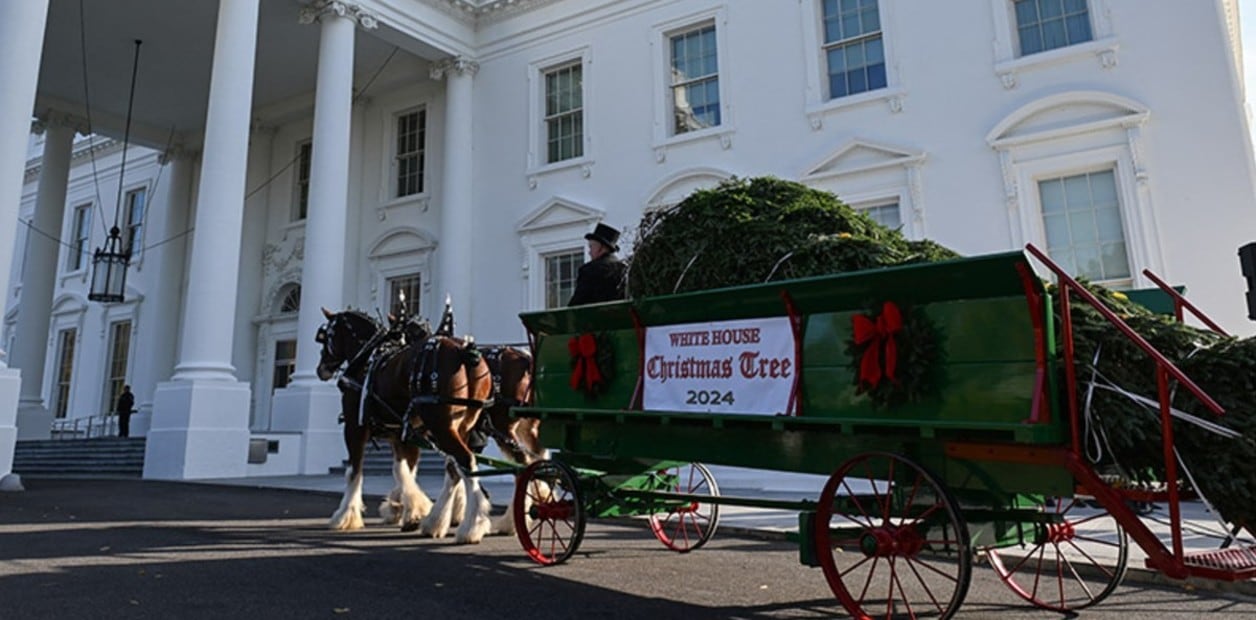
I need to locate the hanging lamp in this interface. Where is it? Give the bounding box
[88,39,143,303]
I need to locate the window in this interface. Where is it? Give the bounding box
[123,188,146,260]
[859,202,902,230]
[1014,0,1092,56]
[68,204,91,271]
[272,340,297,393]
[544,250,582,309]
[53,329,76,419]
[1039,169,1129,281]
[387,275,421,318]
[822,0,886,99]
[544,62,584,164]
[395,109,426,198]
[293,141,312,221]
[105,321,131,413]
[669,24,720,135]
[279,285,301,313]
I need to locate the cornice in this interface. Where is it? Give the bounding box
[408,0,566,25]
[24,136,124,184]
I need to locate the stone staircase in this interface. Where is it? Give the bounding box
[329,444,449,476]
[13,438,147,478]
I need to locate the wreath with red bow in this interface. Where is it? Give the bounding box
[845,301,944,409]
[568,332,615,399]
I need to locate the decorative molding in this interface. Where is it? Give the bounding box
[298,1,378,30]
[1126,125,1148,183]
[262,237,305,275]
[157,146,199,166]
[887,94,904,114]
[429,56,480,80]
[654,147,666,163]
[580,163,592,178]
[719,134,732,150]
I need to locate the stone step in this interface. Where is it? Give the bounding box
[13,438,146,478]
[328,448,448,476]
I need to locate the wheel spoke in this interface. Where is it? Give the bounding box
[904,557,947,613]
[841,479,878,529]
[858,556,881,603]
[1064,539,1116,579]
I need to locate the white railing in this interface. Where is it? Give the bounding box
[50,414,120,440]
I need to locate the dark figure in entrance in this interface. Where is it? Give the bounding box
[115,385,135,438]
[568,223,627,306]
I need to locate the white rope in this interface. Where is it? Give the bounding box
[672,249,703,294]
[764,251,796,283]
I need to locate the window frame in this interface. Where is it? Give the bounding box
[121,184,149,262]
[66,203,92,273]
[52,328,76,419]
[800,0,906,129]
[650,8,734,157]
[527,47,593,180]
[542,249,584,309]
[386,273,422,319]
[292,140,312,222]
[103,320,132,416]
[990,0,1117,89]
[393,106,427,200]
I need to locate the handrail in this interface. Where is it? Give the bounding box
[1024,243,1225,576]
[50,413,120,440]
[1024,245,1224,416]
[1141,268,1229,335]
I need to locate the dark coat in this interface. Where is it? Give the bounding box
[568,254,627,306]
[116,391,135,417]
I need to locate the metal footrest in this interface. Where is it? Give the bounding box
[1181,545,1256,581]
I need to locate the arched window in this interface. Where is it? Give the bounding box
[279,285,301,314]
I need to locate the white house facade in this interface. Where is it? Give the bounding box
[2,0,1255,485]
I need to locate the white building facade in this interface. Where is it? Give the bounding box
[2,0,1254,484]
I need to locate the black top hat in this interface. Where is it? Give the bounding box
[585,223,621,252]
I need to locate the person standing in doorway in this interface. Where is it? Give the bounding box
[568,223,627,306]
[115,385,135,438]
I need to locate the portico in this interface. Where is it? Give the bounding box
[0,0,481,482]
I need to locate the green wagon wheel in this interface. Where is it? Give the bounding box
[513,460,586,566]
[647,462,720,553]
[814,452,972,620]
[984,493,1129,611]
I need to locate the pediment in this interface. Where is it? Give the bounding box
[987,91,1149,146]
[51,292,88,315]
[644,168,732,208]
[803,139,924,180]
[516,197,603,233]
[368,227,437,259]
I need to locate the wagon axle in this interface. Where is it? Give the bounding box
[859,525,925,558]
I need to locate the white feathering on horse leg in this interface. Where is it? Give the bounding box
[418,458,458,538]
[329,466,366,531]
[448,481,466,526]
[454,460,492,544]
[396,457,433,530]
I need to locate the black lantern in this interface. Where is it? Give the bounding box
[88,226,130,303]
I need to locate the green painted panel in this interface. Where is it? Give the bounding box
[532,329,638,410]
[1124,286,1184,316]
[801,363,1038,424]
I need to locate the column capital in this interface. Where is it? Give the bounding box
[31,110,90,136]
[430,56,479,80]
[158,146,200,166]
[299,1,378,30]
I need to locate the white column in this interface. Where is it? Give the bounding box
[0,0,50,491]
[145,0,259,480]
[130,148,195,436]
[232,123,275,426]
[12,118,75,441]
[432,57,478,330]
[270,1,377,475]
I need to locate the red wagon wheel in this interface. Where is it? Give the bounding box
[815,452,972,620]
[648,462,720,552]
[984,494,1129,611]
[513,460,586,566]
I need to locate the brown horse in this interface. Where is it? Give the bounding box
[315,309,431,531]
[318,307,500,542]
[479,345,544,534]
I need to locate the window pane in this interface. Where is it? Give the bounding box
[544,250,583,308]
[1038,169,1128,282]
[1015,0,1091,55]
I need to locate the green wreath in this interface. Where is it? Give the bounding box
[568,332,615,399]
[845,301,944,409]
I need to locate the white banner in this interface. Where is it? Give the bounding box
[643,317,796,415]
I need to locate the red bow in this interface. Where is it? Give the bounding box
[852,302,902,389]
[568,333,603,392]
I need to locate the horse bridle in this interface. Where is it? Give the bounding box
[318,314,392,386]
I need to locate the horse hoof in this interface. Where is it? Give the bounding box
[401,520,421,533]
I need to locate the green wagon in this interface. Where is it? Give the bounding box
[507,245,1255,619]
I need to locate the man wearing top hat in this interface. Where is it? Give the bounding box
[568,223,628,306]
